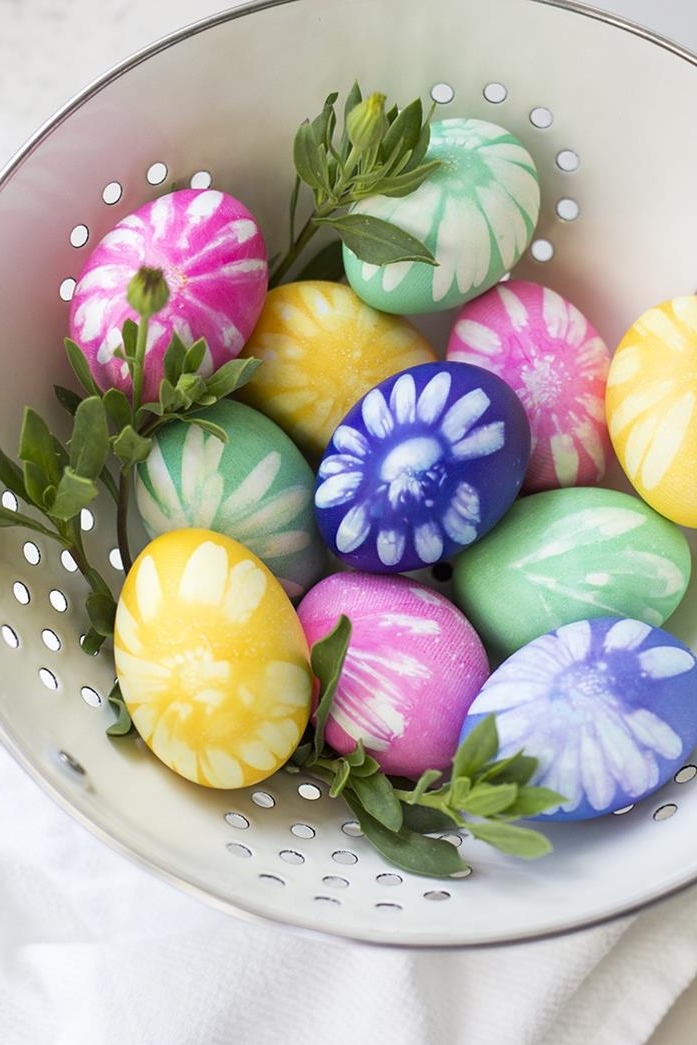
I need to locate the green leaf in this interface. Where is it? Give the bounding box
[400,803,457,834]
[293,120,329,193]
[0,446,28,502]
[53,384,83,417]
[179,417,228,443]
[19,408,62,485]
[310,614,352,760]
[348,771,403,831]
[86,591,117,637]
[48,468,99,521]
[403,121,431,172]
[477,750,539,787]
[452,716,500,780]
[102,388,133,430]
[22,461,50,508]
[345,753,381,778]
[70,397,110,480]
[294,240,345,282]
[340,81,363,154]
[343,791,465,878]
[501,787,566,819]
[291,741,313,766]
[106,681,134,737]
[314,213,437,266]
[121,319,139,360]
[175,372,207,407]
[163,332,189,386]
[183,338,207,375]
[379,97,423,162]
[449,776,472,809]
[343,740,367,769]
[0,504,56,536]
[204,357,262,400]
[460,782,519,818]
[465,820,553,859]
[406,768,444,804]
[366,159,441,200]
[328,759,351,798]
[80,627,107,657]
[64,338,101,395]
[112,426,152,468]
[311,91,338,150]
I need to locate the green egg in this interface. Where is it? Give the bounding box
[452,487,692,660]
[134,399,326,599]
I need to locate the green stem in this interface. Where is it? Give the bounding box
[131,315,150,417]
[116,469,133,574]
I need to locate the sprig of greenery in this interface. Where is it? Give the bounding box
[293,617,563,878]
[269,84,441,286]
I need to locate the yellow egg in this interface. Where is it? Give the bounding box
[114,528,313,788]
[606,297,697,527]
[238,280,437,459]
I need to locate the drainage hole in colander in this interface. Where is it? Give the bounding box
[291,822,315,839]
[556,197,580,221]
[259,874,285,887]
[251,790,275,808]
[323,875,349,889]
[1,490,17,511]
[298,782,322,800]
[102,181,123,205]
[225,811,250,829]
[60,550,78,573]
[22,541,41,566]
[108,548,124,571]
[424,890,450,901]
[1,624,19,649]
[556,149,580,172]
[57,750,86,776]
[69,224,89,248]
[530,239,554,263]
[376,902,402,912]
[530,106,553,129]
[59,278,76,302]
[675,765,697,784]
[190,170,213,189]
[653,803,678,821]
[39,667,59,690]
[376,873,402,886]
[226,842,252,858]
[279,849,305,865]
[314,895,341,906]
[146,162,168,186]
[430,82,455,105]
[41,628,61,652]
[80,508,95,532]
[48,589,68,613]
[483,82,507,104]
[341,820,363,837]
[12,581,30,605]
[81,686,102,708]
[440,832,463,847]
[612,804,635,815]
[331,849,358,866]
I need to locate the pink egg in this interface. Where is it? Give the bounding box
[69,189,268,402]
[446,280,611,492]
[297,571,489,778]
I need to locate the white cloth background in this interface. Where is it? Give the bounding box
[2,2,697,1043]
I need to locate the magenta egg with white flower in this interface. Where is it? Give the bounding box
[297,571,490,778]
[69,188,268,402]
[446,280,611,492]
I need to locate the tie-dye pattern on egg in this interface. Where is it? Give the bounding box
[297,571,490,778]
[447,280,611,492]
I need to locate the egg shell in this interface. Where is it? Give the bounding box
[69,189,268,403]
[459,616,697,820]
[134,399,326,599]
[114,528,313,789]
[296,571,489,778]
[342,117,540,315]
[446,279,611,492]
[606,296,697,526]
[314,361,531,572]
[238,280,436,460]
[452,486,692,661]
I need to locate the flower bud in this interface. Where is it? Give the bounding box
[346,92,388,152]
[127,266,170,319]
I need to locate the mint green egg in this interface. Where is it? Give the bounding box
[343,117,540,315]
[452,487,692,660]
[134,400,326,599]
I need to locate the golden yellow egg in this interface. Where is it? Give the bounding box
[606,297,697,527]
[238,280,437,459]
[114,528,313,788]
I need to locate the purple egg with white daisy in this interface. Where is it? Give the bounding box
[459,617,697,821]
[314,361,531,572]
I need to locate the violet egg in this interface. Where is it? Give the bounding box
[314,361,531,572]
[459,617,697,820]
[297,571,489,778]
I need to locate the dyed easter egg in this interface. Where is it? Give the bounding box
[459,617,697,820]
[606,297,697,526]
[314,361,531,572]
[70,189,268,402]
[342,117,540,315]
[297,571,489,778]
[238,280,436,459]
[114,529,313,789]
[452,487,691,660]
[446,280,611,492]
[134,400,326,598]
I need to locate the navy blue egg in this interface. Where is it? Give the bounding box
[458,617,697,821]
[314,361,531,572]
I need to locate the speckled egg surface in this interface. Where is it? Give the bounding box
[297,571,489,778]
[452,487,691,660]
[314,361,531,572]
[134,400,326,598]
[459,616,697,820]
[114,529,313,789]
[446,280,611,492]
[239,280,436,459]
[343,117,540,314]
[70,189,268,402]
[606,296,697,527]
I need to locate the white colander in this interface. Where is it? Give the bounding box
[1,0,696,949]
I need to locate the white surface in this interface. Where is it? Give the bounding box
[1,0,697,1041]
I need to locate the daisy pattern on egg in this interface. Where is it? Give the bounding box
[459,617,697,820]
[447,280,611,491]
[314,362,531,572]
